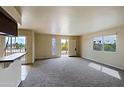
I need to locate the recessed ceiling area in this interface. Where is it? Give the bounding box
[19,6,124,35]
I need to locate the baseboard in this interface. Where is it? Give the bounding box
[22,63,33,65]
[82,57,124,71]
[69,56,80,57]
[35,56,60,61]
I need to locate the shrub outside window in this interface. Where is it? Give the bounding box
[104,35,116,52]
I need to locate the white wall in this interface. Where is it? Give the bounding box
[18,29,35,64]
[35,33,80,59]
[35,33,61,59]
[80,26,124,70]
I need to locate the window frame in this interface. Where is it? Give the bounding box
[5,36,26,56]
[103,34,117,52]
[51,37,57,55]
[93,36,104,51]
[93,34,117,52]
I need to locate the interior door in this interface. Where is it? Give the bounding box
[68,39,77,56]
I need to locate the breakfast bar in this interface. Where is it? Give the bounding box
[0,53,26,87]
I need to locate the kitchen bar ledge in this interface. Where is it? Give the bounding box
[0,52,26,87]
[0,53,26,69]
[0,53,26,63]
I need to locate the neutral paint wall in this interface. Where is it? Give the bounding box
[0,36,5,57]
[80,26,124,70]
[18,29,35,63]
[35,33,80,59]
[35,33,61,59]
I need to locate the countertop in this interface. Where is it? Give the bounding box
[0,53,26,63]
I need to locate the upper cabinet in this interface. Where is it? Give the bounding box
[1,6,21,25]
[0,7,21,36]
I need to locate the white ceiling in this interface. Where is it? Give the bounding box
[19,6,124,36]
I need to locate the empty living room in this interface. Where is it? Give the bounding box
[0,0,124,92]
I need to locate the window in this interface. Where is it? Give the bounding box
[5,36,26,56]
[104,35,116,52]
[93,34,117,52]
[52,38,57,55]
[93,37,103,51]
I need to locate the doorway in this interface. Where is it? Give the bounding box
[68,39,77,56]
[61,39,69,56]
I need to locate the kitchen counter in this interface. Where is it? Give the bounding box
[0,53,26,63]
[0,52,26,87]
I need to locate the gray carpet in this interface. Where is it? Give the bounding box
[20,56,124,87]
